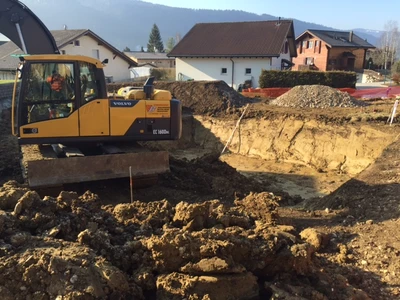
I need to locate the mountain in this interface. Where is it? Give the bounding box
[4,0,379,49]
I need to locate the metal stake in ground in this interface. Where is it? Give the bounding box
[129,166,133,203]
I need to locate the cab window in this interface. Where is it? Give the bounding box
[22,62,76,124]
[79,62,99,104]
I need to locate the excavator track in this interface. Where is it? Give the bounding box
[20,143,169,189]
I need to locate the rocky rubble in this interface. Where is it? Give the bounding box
[271,85,367,108]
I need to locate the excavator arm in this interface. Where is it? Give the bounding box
[0,0,59,54]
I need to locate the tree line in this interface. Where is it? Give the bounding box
[367,20,400,73]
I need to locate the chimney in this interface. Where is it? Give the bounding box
[349,30,353,42]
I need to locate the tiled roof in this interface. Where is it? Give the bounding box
[50,29,88,48]
[126,52,172,60]
[299,30,375,48]
[0,41,22,70]
[0,29,137,70]
[168,20,296,58]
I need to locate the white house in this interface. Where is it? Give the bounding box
[0,29,136,81]
[168,20,297,89]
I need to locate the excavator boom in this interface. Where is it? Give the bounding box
[0,0,59,54]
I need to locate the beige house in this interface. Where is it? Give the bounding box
[125,51,175,68]
[0,29,136,81]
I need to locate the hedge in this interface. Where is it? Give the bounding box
[259,70,357,88]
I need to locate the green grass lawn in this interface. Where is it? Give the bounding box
[0,80,15,84]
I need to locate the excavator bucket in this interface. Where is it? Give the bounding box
[25,151,169,188]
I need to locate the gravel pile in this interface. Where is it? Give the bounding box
[271,85,366,108]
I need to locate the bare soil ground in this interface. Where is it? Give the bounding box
[0,82,399,299]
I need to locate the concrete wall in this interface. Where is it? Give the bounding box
[176,55,291,89]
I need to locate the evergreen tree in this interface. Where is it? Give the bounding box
[147,24,164,53]
[123,46,131,52]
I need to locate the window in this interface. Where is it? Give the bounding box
[302,41,308,48]
[22,62,76,124]
[315,40,319,47]
[329,59,337,65]
[79,62,99,105]
[284,41,289,54]
[74,40,80,46]
[221,68,227,74]
[92,49,100,59]
[245,68,252,75]
[308,41,313,48]
[61,50,66,55]
[305,57,314,65]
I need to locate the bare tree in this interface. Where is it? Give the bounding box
[175,33,182,43]
[378,21,400,70]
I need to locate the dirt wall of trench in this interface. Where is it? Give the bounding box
[196,116,398,175]
[155,115,398,177]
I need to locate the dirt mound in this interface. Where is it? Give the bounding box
[0,109,21,185]
[0,181,369,299]
[271,85,367,108]
[108,81,252,116]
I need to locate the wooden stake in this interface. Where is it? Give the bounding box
[388,100,398,126]
[221,104,249,155]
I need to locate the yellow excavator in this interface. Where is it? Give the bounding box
[1,0,182,188]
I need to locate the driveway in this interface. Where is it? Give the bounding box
[356,81,389,90]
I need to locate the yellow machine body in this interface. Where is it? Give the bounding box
[12,55,182,188]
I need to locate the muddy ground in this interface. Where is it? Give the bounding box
[0,82,399,299]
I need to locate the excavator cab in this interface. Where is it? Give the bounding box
[13,55,107,141]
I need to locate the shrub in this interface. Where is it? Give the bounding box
[150,68,175,81]
[392,73,400,85]
[259,70,356,88]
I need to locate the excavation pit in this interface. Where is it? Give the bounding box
[0,82,400,299]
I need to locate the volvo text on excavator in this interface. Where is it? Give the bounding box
[1,0,182,188]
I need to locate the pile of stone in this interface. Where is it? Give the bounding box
[270,85,366,108]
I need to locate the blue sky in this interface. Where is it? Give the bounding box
[145,0,398,31]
